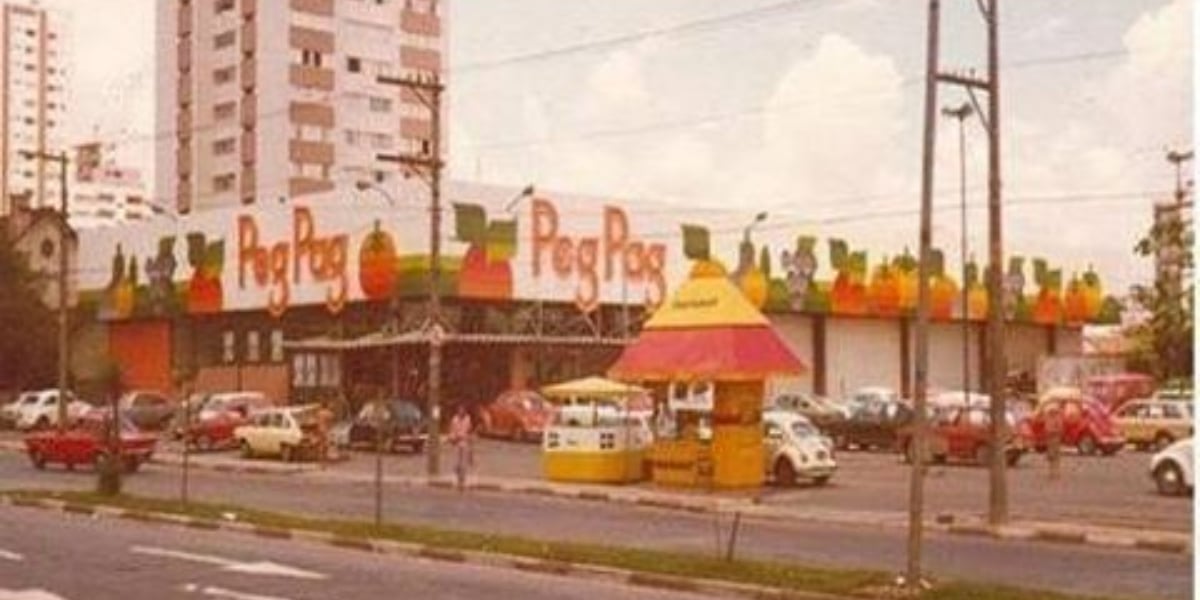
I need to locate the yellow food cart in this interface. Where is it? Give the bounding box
[540,376,652,483]
[609,276,806,489]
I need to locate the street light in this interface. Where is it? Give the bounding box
[502,184,536,214]
[355,180,400,206]
[942,102,973,394]
[743,212,768,242]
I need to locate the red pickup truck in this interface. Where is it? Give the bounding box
[24,410,158,472]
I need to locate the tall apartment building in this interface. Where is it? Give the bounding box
[0,0,66,216]
[70,141,152,229]
[156,0,445,214]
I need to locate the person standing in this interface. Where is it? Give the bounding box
[448,404,474,492]
[1045,404,1064,481]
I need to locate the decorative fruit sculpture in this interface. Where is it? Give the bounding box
[1030,259,1062,325]
[113,248,135,319]
[455,203,515,301]
[1003,257,1027,320]
[927,249,958,320]
[731,240,768,309]
[892,249,919,313]
[186,232,225,314]
[1081,265,1103,321]
[144,236,179,315]
[829,240,867,315]
[689,259,727,279]
[1063,274,1089,324]
[682,224,730,280]
[964,259,988,320]
[780,236,818,310]
[867,259,901,316]
[359,220,399,300]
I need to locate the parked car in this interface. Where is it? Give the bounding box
[233,406,321,462]
[1084,373,1156,412]
[479,390,553,442]
[197,391,272,421]
[1018,390,1125,456]
[1150,438,1193,497]
[845,386,902,410]
[767,392,848,427]
[12,389,90,431]
[763,410,836,486]
[345,399,427,453]
[898,404,1024,466]
[1,392,39,429]
[179,410,248,452]
[824,396,914,451]
[24,409,157,472]
[119,390,177,431]
[1113,400,1193,452]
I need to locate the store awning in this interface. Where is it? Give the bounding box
[542,376,646,400]
[283,331,630,352]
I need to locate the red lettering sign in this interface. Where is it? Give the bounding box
[237,207,349,317]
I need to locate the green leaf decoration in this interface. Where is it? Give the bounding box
[681,224,711,261]
[829,239,848,270]
[759,246,771,278]
[1008,256,1024,275]
[109,244,125,288]
[1047,268,1063,291]
[929,248,945,278]
[1033,258,1048,286]
[1082,264,1100,287]
[158,236,176,257]
[454,203,488,246]
[1098,296,1123,324]
[965,258,979,286]
[850,251,867,276]
[187,233,207,269]
[893,248,917,272]
[796,236,816,253]
[486,219,517,262]
[128,255,139,287]
[205,240,225,271]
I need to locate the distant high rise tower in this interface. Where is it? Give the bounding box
[0,0,67,216]
[157,0,445,214]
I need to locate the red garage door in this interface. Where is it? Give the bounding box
[109,321,172,393]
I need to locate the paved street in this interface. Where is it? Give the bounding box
[0,451,1190,599]
[0,504,714,600]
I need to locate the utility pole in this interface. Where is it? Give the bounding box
[937,0,1006,526]
[21,150,70,433]
[942,103,973,394]
[907,0,940,589]
[376,73,445,477]
[1167,149,1193,207]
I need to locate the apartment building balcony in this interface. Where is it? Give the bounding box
[290,0,333,17]
[241,0,256,18]
[289,101,334,128]
[241,132,256,165]
[289,140,334,165]
[400,46,441,73]
[241,22,256,55]
[288,177,334,198]
[289,64,334,91]
[177,74,193,105]
[401,9,440,36]
[177,40,192,72]
[178,5,192,37]
[241,94,256,128]
[241,166,257,200]
[289,26,334,54]
[241,58,257,91]
[400,117,433,140]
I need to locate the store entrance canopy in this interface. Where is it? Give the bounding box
[541,376,646,401]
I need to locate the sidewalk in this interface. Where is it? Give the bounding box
[2,439,1190,556]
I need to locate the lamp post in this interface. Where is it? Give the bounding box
[942,102,973,394]
[743,212,768,243]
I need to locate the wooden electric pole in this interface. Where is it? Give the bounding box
[907,0,940,588]
[376,74,445,477]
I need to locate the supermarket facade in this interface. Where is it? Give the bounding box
[70,180,1112,408]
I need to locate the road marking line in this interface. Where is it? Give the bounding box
[180,584,292,600]
[0,549,24,562]
[0,590,68,600]
[131,546,326,580]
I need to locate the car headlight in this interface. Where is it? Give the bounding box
[799,453,809,464]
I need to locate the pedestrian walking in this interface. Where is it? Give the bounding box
[1045,404,1064,481]
[449,404,474,492]
[317,399,336,467]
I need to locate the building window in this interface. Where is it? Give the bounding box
[214,30,236,49]
[213,137,236,155]
[214,101,237,121]
[222,330,236,364]
[213,173,236,192]
[347,56,361,73]
[246,331,261,363]
[216,0,235,14]
[270,329,284,362]
[213,66,236,85]
[368,96,392,112]
[301,49,323,68]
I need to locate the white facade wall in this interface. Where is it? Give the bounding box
[766,314,815,397]
[826,318,903,400]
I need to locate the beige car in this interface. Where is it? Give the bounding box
[233,406,321,462]
[1114,400,1193,452]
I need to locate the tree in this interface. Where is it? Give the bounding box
[0,227,57,391]
[1131,207,1194,383]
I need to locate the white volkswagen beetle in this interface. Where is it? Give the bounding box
[1150,437,1193,496]
[763,409,837,486]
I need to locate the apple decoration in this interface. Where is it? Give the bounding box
[867,258,902,316]
[186,232,225,314]
[892,249,919,314]
[829,240,867,315]
[455,203,515,301]
[1030,259,1062,325]
[1081,265,1103,321]
[927,249,959,320]
[359,220,399,300]
[730,239,768,309]
[964,258,988,321]
[1063,273,1089,325]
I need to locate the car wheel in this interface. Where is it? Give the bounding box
[1005,449,1022,467]
[812,475,831,486]
[1077,434,1098,456]
[1154,433,1175,453]
[975,444,992,466]
[833,434,849,451]
[1155,462,1186,496]
[34,417,50,431]
[773,459,797,487]
[281,444,295,463]
[28,450,45,470]
[240,440,253,459]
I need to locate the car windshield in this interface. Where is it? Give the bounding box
[790,420,818,438]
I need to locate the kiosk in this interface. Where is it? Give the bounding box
[609,276,805,489]
[540,376,652,483]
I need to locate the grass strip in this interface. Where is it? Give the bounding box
[3,489,1145,600]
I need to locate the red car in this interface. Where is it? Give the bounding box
[478,390,553,442]
[179,410,247,452]
[1084,373,1155,412]
[1018,392,1125,456]
[24,410,158,472]
[898,405,1024,466]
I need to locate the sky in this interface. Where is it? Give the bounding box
[38,0,1193,292]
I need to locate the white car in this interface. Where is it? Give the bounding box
[763,410,837,486]
[233,406,321,462]
[1150,438,1193,496]
[12,390,89,431]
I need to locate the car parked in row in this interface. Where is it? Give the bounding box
[1150,438,1193,497]
[119,390,177,431]
[479,390,553,442]
[766,392,848,427]
[763,410,836,486]
[10,389,90,431]
[233,405,321,462]
[24,408,157,472]
[340,399,427,454]
[824,392,913,451]
[1018,389,1125,456]
[898,404,1024,466]
[1113,399,1193,452]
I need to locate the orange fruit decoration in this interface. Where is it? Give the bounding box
[358,220,398,300]
[1063,274,1089,325]
[964,259,988,320]
[1081,266,1103,321]
[868,261,902,316]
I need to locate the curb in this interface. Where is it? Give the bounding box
[0,494,856,600]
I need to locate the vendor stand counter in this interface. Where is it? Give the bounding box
[542,405,650,483]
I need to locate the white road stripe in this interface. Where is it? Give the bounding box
[131,546,326,580]
[0,549,24,562]
[182,585,292,600]
[0,590,68,600]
